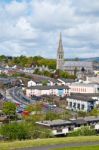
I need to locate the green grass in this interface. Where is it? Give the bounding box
[0,136,99,150]
[53,145,99,150]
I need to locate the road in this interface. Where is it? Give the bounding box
[18,141,99,150]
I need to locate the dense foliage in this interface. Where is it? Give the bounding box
[68,126,96,137]
[0,55,56,69]
[3,102,16,117]
[0,122,52,140]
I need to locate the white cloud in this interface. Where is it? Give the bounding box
[5,0,28,17]
[0,0,99,58]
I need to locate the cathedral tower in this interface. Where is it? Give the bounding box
[56,33,64,70]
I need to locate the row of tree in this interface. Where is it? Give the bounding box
[0,55,56,69]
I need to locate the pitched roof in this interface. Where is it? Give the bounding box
[28,85,69,90]
[64,61,93,67]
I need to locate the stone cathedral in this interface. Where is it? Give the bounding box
[56,33,97,75]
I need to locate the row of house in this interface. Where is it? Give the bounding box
[23,65,51,74]
[26,78,99,112]
[26,85,70,97]
[36,116,99,136]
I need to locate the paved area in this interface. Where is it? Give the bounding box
[17,141,99,150]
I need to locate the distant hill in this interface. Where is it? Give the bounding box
[65,57,99,62]
[81,57,99,62]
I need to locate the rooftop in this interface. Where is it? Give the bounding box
[36,119,72,126]
[64,61,93,67]
[67,94,97,102]
[28,85,70,90]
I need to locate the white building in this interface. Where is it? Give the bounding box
[26,85,70,97]
[66,94,97,112]
[36,120,71,136]
[86,76,99,84]
[27,80,42,87]
[68,82,99,94]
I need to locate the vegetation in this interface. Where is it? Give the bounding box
[0,122,29,140]
[54,69,76,79]
[0,121,52,140]
[0,136,99,150]
[2,102,16,120]
[77,111,87,118]
[54,145,99,150]
[0,55,76,79]
[89,108,99,117]
[45,111,60,120]
[0,55,56,69]
[68,126,96,137]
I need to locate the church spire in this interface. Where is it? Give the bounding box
[58,32,63,52]
[56,32,64,70]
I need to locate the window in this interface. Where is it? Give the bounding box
[77,103,80,109]
[73,103,76,108]
[70,102,72,107]
[81,104,85,110]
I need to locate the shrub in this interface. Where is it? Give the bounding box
[68,126,96,137]
[0,122,29,140]
[0,122,52,140]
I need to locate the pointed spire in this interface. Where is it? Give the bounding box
[58,32,63,52]
[57,32,64,70]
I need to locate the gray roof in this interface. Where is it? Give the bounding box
[70,82,98,87]
[64,61,93,67]
[67,94,97,102]
[72,93,99,97]
[70,119,86,125]
[36,119,72,127]
[59,78,75,83]
[28,85,69,90]
[84,116,99,122]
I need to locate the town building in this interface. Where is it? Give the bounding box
[68,82,99,94]
[27,80,42,87]
[56,33,99,75]
[36,119,72,136]
[26,85,70,97]
[66,94,97,112]
[36,117,99,136]
[86,76,99,84]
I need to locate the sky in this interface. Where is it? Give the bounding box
[0,0,99,58]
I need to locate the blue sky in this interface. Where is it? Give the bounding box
[0,0,99,58]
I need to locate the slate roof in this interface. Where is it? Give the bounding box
[71,93,99,97]
[70,119,87,125]
[28,85,70,90]
[69,82,99,87]
[64,61,93,67]
[36,119,72,127]
[59,78,75,83]
[67,94,97,102]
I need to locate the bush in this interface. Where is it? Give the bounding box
[0,122,29,140]
[0,122,52,140]
[68,126,96,137]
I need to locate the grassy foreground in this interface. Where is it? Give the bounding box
[0,136,99,150]
[54,145,99,150]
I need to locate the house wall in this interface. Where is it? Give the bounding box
[69,84,99,93]
[28,81,37,87]
[26,88,69,97]
[66,98,90,112]
[52,127,69,135]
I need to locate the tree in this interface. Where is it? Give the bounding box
[3,102,16,119]
[45,112,59,120]
[68,126,96,137]
[89,108,99,117]
[78,111,87,118]
[0,122,29,140]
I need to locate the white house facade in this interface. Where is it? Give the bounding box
[26,85,70,97]
[66,95,97,112]
[68,83,99,94]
